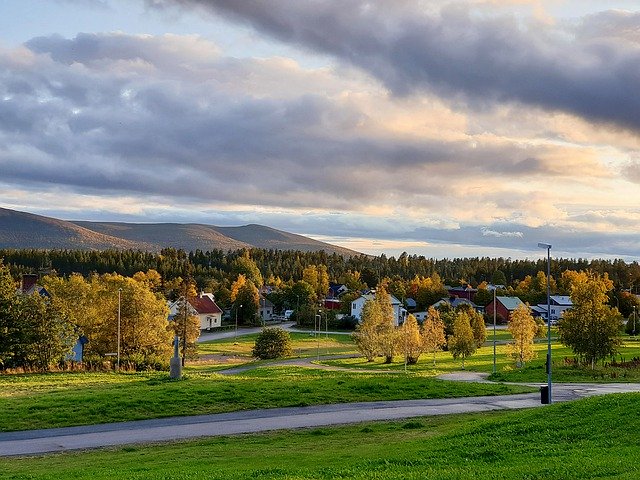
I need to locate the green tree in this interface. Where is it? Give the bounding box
[46,273,172,367]
[252,327,293,359]
[13,293,75,371]
[558,271,622,369]
[0,262,17,369]
[448,312,476,369]
[507,304,537,367]
[234,279,260,325]
[473,283,493,307]
[422,307,446,366]
[232,251,263,287]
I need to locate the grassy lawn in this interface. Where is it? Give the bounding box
[198,332,357,359]
[322,338,640,383]
[2,393,639,479]
[0,367,532,432]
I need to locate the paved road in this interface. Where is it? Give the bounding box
[2,382,640,457]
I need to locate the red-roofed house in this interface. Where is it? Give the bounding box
[169,292,223,330]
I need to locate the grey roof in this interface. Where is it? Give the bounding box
[550,295,572,306]
[497,296,525,311]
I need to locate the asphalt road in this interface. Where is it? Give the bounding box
[2,382,640,457]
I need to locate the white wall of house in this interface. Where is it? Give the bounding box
[351,293,407,326]
[200,313,221,330]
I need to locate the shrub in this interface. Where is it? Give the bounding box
[252,327,293,359]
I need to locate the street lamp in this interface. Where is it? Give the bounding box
[316,310,321,361]
[235,304,242,340]
[117,288,122,372]
[492,286,497,374]
[538,242,552,404]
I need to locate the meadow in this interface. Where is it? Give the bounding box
[2,328,638,433]
[0,367,531,432]
[320,332,640,383]
[1,392,639,479]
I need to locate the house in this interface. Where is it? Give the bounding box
[323,298,342,310]
[259,295,275,322]
[446,285,478,301]
[413,311,428,323]
[17,274,49,297]
[404,298,417,311]
[351,292,407,326]
[328,283,348,298]
[532,296,573,321]
[169,292,223,330]
[431,297,480,311]
[485,296,526,323]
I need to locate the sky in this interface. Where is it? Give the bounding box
[1,0,640,261]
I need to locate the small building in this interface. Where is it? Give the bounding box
[351,292,407,326]
[169,292,223,330]
[431,297,480,311]
[533,296,573,321]
[404,298,417,311]
[446,285,478,302]
[485,296,526,323]
[328,283,348,298]
[259,295,275,322]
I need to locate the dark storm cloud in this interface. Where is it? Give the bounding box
[155,0,640,132]
[1,32,576,211]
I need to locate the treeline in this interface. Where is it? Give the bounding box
[0,262,186,372]
[1,248,640,291]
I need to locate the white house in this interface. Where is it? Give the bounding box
[533,295,573,321]
[351,292,407,326]
[169,292,223,330]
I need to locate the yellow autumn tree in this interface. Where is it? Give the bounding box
[507,303,538,367]
[399,314,423,365]
[422,306,446,366]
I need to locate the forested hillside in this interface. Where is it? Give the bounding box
[1,248,638,292]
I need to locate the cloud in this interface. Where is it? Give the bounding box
[481,227,524,238]
[1,28,637,259]
[154,0,640,132]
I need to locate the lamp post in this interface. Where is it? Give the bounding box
[117,288,121,372]
[316,310,321,361]
[235,304,242,340]
[492,286,497,375]
[538,242,552,404]
[634,306,637,336]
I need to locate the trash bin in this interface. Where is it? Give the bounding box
[540,385,549,404]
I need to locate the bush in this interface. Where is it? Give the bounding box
[252,327,293,359]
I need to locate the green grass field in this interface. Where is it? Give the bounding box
[0,367,532,432]
[198,332,357,358]
[2,393,639,479]
[321,335,640,383]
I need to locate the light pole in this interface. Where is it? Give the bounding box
[235,304,242,340]
[538,242,552,404]
[492,286,497,374]
[634,306,637,336]
[316,310,321,360]
[117,288,121,372]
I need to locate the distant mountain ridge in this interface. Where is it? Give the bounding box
[0,207,359,256]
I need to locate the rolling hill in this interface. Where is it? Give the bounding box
[0,207,359,256]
